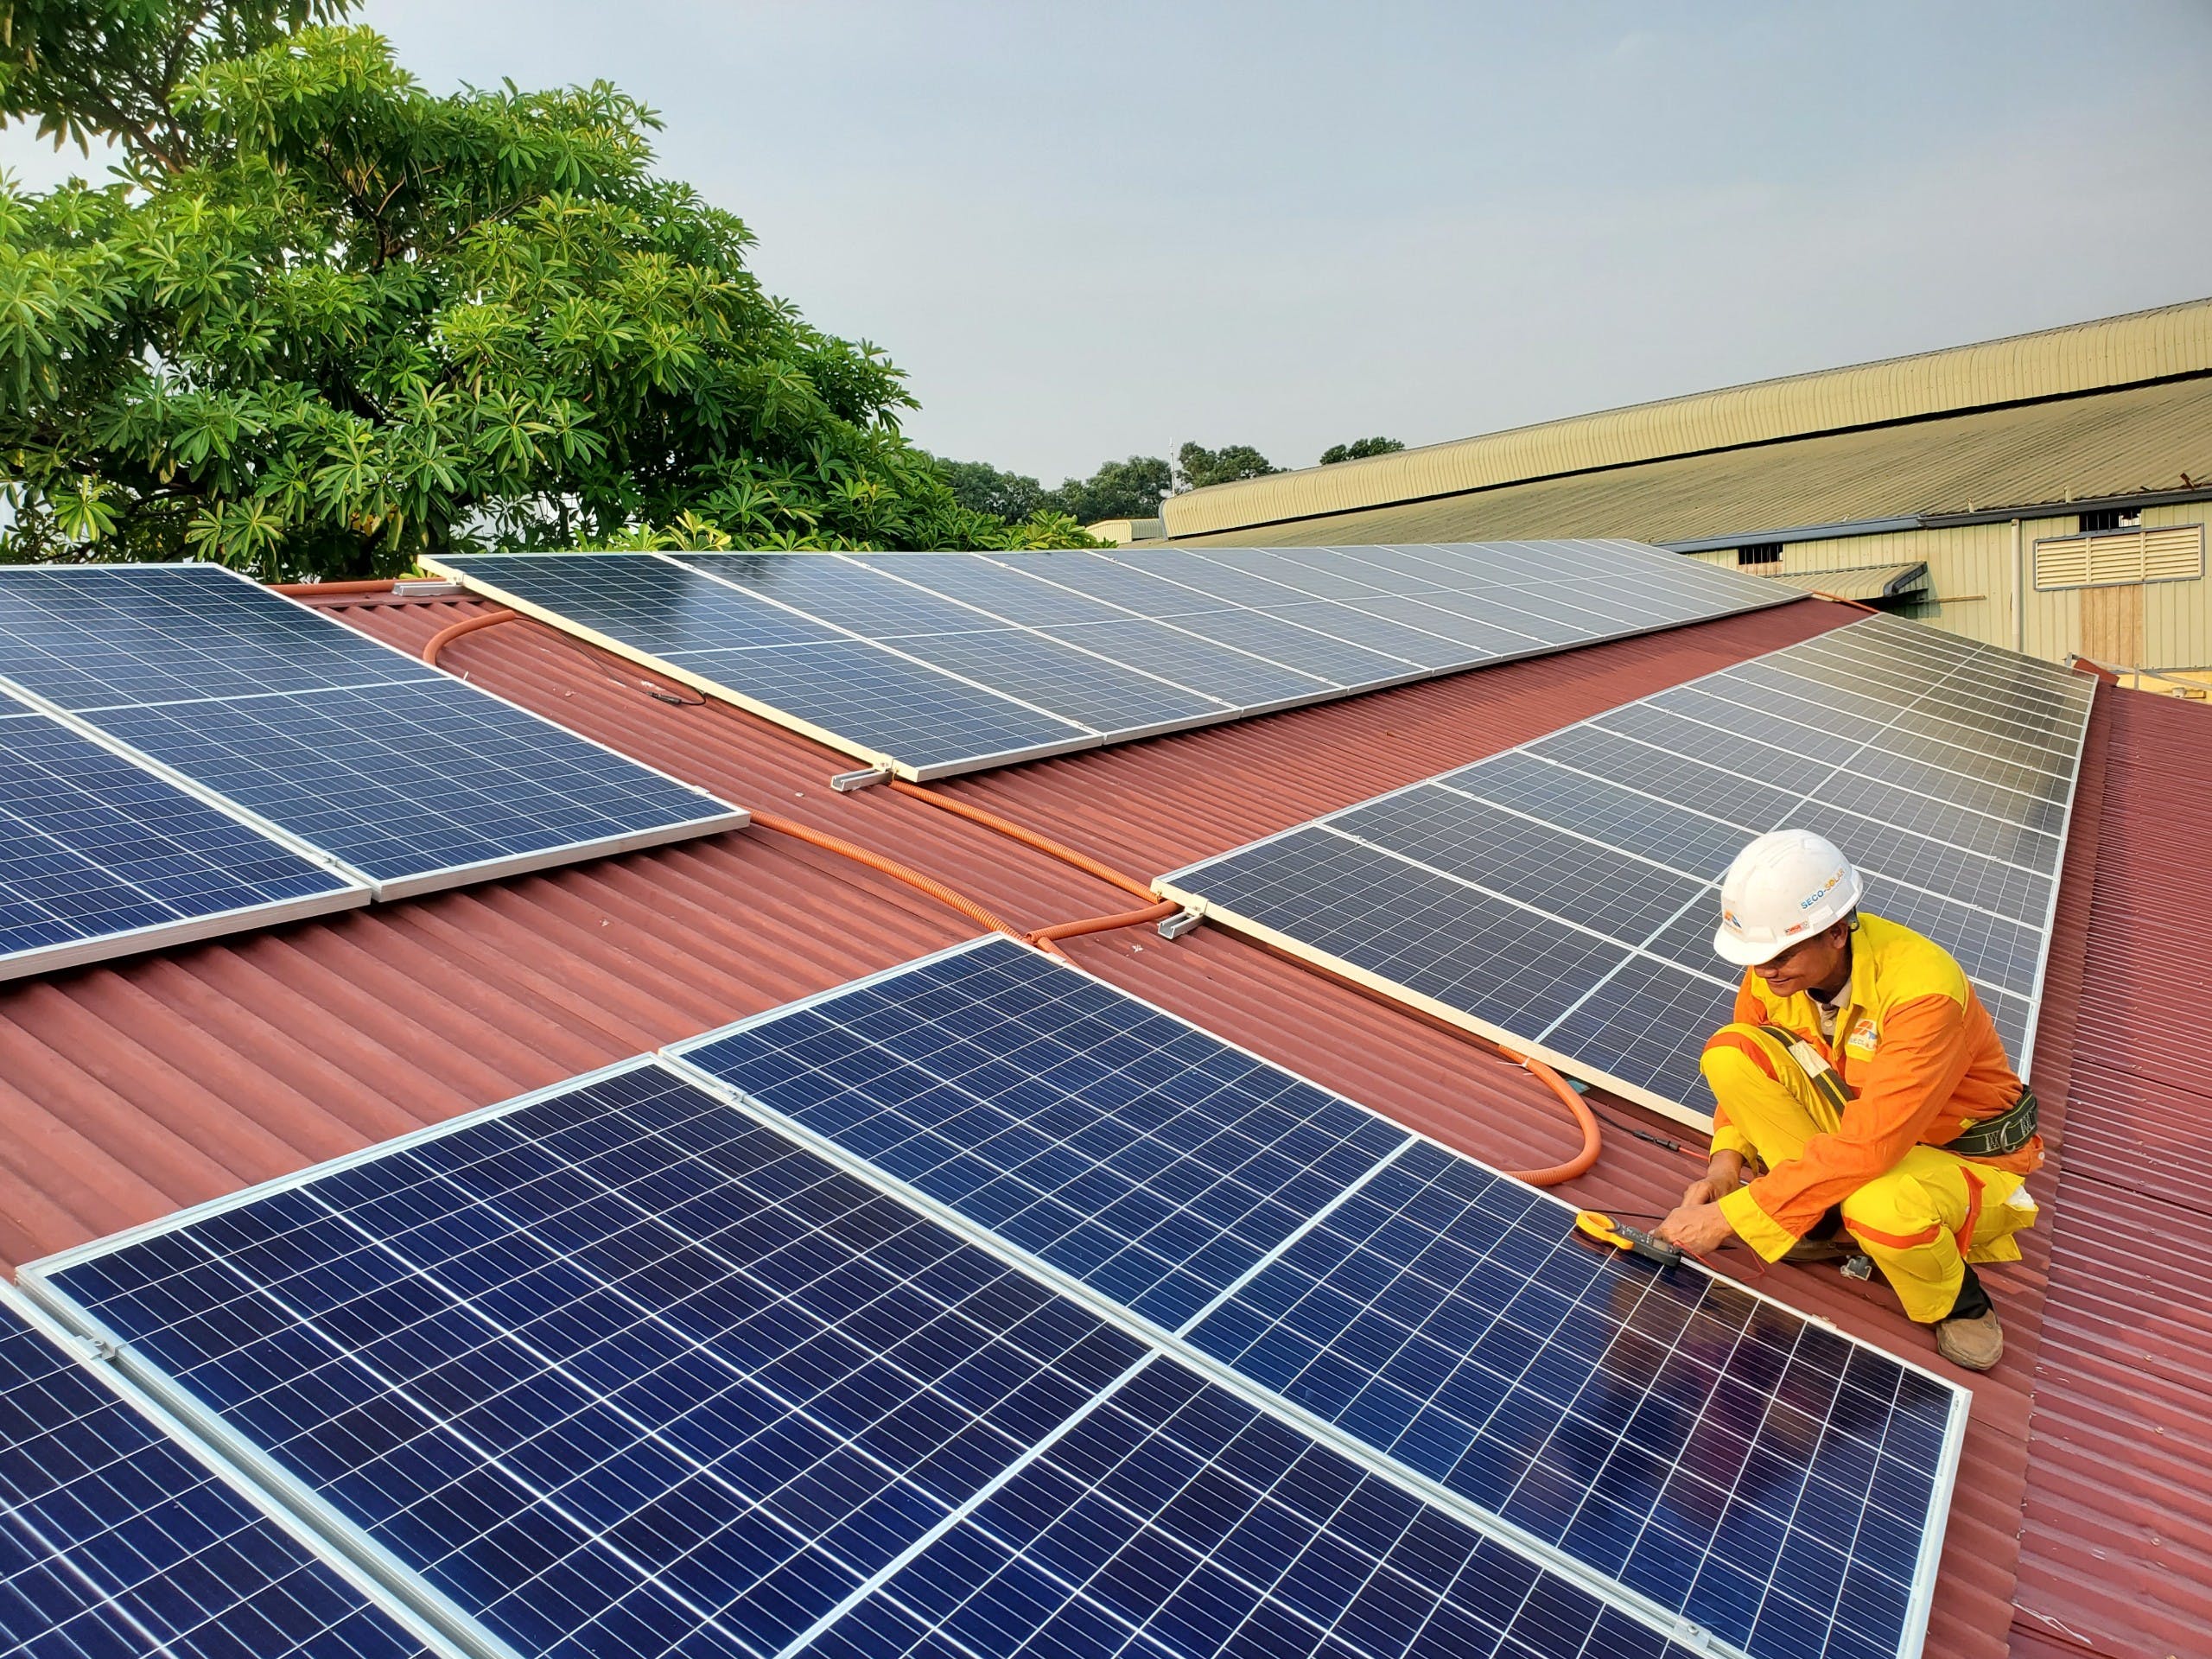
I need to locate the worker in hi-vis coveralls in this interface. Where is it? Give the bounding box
[1655,830,2042,1371]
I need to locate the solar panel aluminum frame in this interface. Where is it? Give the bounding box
[1154,619,2096,1128]
[423,545,1803,782]
[0,1279,483,1659]
[657,933,1974,1659]
[0,563,750,901]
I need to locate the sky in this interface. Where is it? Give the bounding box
[8,2,2212,486]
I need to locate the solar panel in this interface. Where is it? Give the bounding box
[22,1044,1750,1659]
[671,935,1411,1332]
[801,1357,1699,1659]
[664,936,1968,1659]
[426,543,1797,779]
[0,564,747,902]
[0,1285,444,1659]
[1160,613,2094,1119]
[0,693,364,980]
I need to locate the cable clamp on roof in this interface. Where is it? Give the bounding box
[830,766,892,792]
[1156,907,1204,941]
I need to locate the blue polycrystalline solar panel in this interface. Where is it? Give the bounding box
[0,563,743,910]
[33,1062,1147,1659]
[1162,613,2092,1116]
[0,696,360,978]
[672,941,1962,1659]
[0,1291,435,1659]
[671,935,1410,1332]
[92,677,741,893]
[430,542,1796,779]
[803,1358,1698,1659]
[1185,1144,1960,1659]
[0,565,435,712]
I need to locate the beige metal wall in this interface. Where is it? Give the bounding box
[1687,500,2212,671]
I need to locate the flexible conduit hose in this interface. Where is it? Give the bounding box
[422,608,519,664]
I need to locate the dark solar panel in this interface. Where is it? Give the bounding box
[803,1358,1699,1659]
[674,935,1408,1333]
[0,697,360,978]
[1187,1143,1959,1659]
[433,541,1796,779]
[93,677,741,893]
[0,1289,435,1659]
[1165,613,2093,1112]
[38,1062,1147,1659]
[0,564,742,912]
[0,565,434,712]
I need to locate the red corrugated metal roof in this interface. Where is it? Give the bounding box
[0,582,2190,1659]
[2008,687,2212,1659]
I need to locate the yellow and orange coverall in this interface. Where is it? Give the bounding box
[1705,913,2043,1322]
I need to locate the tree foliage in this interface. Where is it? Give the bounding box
[1319,435,1403,464]
[1173,441,1276,492]
[0,7,1090,575]
[938,451,1170,528]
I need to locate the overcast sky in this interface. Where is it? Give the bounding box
[8,2,2210,484]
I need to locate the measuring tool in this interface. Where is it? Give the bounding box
[1575,1210,1685,1268]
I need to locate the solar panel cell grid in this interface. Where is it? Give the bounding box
[95,679,734,888]
[878,628,1227,734]
[0,1294,434,1659]
[804,1357,1697,1659]
[1439,754,1755,880]
[1332,787,1710,944]
[674,936,1409,1333]
[1038,620,1336,704]
[1186,1142,1954,1659]
[0,702,355,971]
[0,565,435,713]
[41,1063,1147,1659]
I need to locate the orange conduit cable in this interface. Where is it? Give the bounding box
[1027,899,1185,962]
[270,578,400,597]
[746,810,1024,942]
[421,607,519,666]
[886,779,1156,902]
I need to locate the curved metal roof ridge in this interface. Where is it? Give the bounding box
[1161,294,2212,537]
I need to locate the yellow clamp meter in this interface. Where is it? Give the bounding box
[1574,1210,1685,1268]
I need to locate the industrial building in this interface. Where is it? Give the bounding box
[1155,297,2212,687]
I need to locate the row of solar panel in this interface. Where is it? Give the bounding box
[20,937,1964,1659]
[1159,612,2094,1116]
[427,543,1796,778]
[0,566,745,980]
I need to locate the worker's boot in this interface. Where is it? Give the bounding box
[1933,1268,2004,1372]
[1783,1206,1855,1264]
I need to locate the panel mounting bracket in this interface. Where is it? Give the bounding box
[830,766,893,793]
[1156,907,1204,941]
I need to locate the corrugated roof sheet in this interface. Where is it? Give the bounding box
[1167,374,2212,548]
[2008,686,2212,1659]
[1163,296,2212,537]
[5,583,2203,1659]
[1760,563,1931,601]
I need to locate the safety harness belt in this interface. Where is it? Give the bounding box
[1754,1023,2039,1158]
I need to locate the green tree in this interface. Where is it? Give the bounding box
[1319,435,1403,464]
[1173,441,1276,493]
[1052,454,1170,523]
[933,454,1048,524]
[0,8,1089,575]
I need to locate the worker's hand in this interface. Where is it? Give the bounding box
[1656,1200,1739,1256]
[1679,1150,1747,1210]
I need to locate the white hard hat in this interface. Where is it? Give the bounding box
[1713,830,1863,968]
